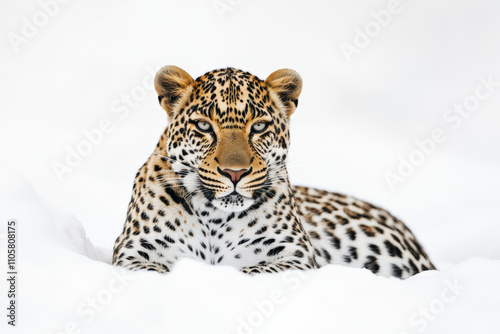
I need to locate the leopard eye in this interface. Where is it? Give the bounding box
[195,121,212,133]
[251,122,269,134]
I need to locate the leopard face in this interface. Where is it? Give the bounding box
[154,66,302,212]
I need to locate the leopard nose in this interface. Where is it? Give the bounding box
[218,168,249,183]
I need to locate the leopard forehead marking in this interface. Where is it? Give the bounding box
[171,68,286,142]
[188,68,275,122]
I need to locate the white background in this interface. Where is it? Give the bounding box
[1,0,499,333]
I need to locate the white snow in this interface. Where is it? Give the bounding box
[1,0,500,333]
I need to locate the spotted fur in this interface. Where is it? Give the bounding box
[112,66,435,278]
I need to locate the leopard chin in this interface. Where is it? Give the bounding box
[211,194,254,212]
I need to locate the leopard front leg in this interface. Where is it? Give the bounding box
[112,230,182,274]
[112,156,194,274]
[120,259,172,273]
[241,255,319,274]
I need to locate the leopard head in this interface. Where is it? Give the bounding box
[154,66,302,212]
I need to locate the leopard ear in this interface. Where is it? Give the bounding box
[154,65,194,116]
[265,69,302,116]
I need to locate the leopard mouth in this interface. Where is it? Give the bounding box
[197,171,270,212]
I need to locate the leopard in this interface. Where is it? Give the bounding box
[112,65,435,279]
